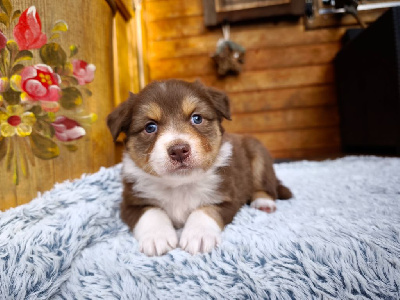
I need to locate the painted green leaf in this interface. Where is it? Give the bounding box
[52,20,68,32]
[30,132,60,160]
[69,45,78,57]
[62,76,79,87]
[1,47,9,72]
[83,88,93,96]
[60,87,83,109]
[2,88,20,105]
[0,0,12,16]
[0,136,7,162]
[40,43,67,67]
[0,12,9,27]
[6,40,18,57]
[14,50,33,64]
[64,144,78,152]
[11,63,24,75]
[50,33,60,41]
[11,9,20,22]
[33,119,55,138]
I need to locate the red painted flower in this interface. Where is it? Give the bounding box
[0,31,6,50]
[72,59,96,85]
[13,6,47,50]
[21,64,61,102]
[51,116,86,142]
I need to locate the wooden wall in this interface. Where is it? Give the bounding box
[141,0,345,159]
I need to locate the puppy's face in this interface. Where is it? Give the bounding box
[107,80,231,177]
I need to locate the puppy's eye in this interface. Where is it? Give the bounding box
[191,114,203,125]
[145,122,158,133]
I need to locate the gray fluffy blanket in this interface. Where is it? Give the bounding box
[0,156,399,299]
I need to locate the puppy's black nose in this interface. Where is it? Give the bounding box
[168,144,190,162]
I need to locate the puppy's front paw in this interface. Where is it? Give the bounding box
[251,198,277,213]
[179,210,221,255]
[134,208,178,256]
[138,229,178,256]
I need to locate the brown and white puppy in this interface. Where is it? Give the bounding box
[107,79,292,256]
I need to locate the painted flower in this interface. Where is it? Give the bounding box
[0,31,6,50]
[72,60,96,85]
[21,64,61,102]
[0,105,36,137]
[51,116,85,142]
[13,6,47,50]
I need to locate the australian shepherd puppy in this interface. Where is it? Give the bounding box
[107,79,292,256]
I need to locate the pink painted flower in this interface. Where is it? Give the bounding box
[72,59,96,85]
[0,31,6,50]
[13,6,47,50]
[51,116,86,142]
[21,64,61,102]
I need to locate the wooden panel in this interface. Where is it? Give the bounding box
[271,146,341,159]
[144,0,203,21]
[1,0,116,210]
[147,25,346,59]
[229,85,337,113]
[184,64,334,92]
[225,106,339,133]
[149,43,340,79]
[249,126,341,151]
[146,16,209,41]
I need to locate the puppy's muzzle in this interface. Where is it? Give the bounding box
[168,143,191,163]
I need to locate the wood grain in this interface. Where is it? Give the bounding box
[225,106,339,133]
[229,85,337,113]
[1,0,116,210]
[147,25,346,60]
[149,43,340,79]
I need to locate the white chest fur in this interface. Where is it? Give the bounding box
[122,142,232,228]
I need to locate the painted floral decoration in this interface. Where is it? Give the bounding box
[0,2,97,184]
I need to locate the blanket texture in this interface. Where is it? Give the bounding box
[0,156,399,299]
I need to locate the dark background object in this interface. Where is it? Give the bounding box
[334,7,400,155]
[203,0,305,26]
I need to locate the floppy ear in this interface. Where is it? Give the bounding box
[194,80,231,120]
[107,92,135,142]
[206,86,232,121]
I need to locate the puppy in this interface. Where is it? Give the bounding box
[107,79,292,256]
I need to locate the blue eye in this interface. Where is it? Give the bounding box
[191,114,203,125]
[145,122,157,133]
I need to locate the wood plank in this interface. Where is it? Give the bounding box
[147,25,346,60]
[149,43,340,79]
[229,85,337,113]
[225,106,339,133]
[184,64,334,93]
[245,126,341,151]
[146,16,209,41]
[271,146,342,159]
[144,0,203,21]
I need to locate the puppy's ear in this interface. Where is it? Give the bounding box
[206,87,232,121]
[194,80,231,120]
[107,92,135,142]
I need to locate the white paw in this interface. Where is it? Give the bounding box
[134,208,178,256]
[179,210,221,255]
[251,198,277,213]
[138,229,178,256]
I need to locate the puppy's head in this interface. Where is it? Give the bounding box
[107,80,231,177]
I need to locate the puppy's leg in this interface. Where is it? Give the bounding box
[133,207,178,256]
[121,181,178,256]
[248,138,279,213]
[180,202,239,255]
[250,191,276,213]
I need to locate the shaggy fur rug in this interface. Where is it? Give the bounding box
[0,156,399,299]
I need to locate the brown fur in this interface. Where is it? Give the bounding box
[107,79,292,233]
